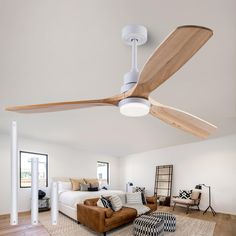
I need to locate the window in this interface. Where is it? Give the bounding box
[97,161,109,186]
[20,151,48,188]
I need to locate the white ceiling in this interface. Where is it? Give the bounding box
[1,0,236,156]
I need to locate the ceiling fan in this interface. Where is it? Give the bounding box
[6,25,217,138]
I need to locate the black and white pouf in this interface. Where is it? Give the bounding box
[133,214,164,236]
[152,212,176,232]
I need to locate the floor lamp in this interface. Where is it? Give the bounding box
[195,184,216,216]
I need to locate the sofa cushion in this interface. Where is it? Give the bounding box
[123,204,150,216]
[110,195,122,212]
[105,207,137,227]
[126,192,142,204]
[173,197,194,205]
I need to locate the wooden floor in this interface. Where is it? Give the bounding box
[0,206,235,235]
[158,205,236,236]
[0,213,49,236]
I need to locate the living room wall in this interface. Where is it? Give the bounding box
[0,133,120,215]
[1,131,236,215]
[119,134,236,215]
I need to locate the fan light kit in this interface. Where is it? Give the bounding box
[119,97,150,117]
[6,24,217,138]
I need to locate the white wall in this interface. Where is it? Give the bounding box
[1,131,236,215]
[0,133,120,215]
[119,134,236,215]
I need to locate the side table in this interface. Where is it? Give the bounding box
[38,197,50,212]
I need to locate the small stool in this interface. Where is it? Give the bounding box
[133,214,164,236]
[152,212,176,232]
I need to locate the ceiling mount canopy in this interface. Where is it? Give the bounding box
[6,24,217,138]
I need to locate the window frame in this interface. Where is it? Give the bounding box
[97,161,109,185]
[19,150,48,188]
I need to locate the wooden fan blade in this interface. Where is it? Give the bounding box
[149,98,217,138]
[5,94,124,113]
[130,25,213,98]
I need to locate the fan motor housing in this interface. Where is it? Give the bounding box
[121,71,139,93]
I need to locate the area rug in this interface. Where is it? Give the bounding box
[39,212,216,236]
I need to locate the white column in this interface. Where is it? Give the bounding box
[51,182,58,225]
[31,157,38,225]
[10,121,18,225]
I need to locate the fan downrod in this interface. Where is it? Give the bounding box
[121,25,148,93]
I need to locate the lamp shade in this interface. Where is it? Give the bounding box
[195,184,202,190]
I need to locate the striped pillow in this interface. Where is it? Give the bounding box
[110,195,122,211]
[97,198,105,208]
[101,196,114,211]
[135,187,147,205]
[126,192,143,204]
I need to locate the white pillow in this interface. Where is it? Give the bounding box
[110,195,122,211]
[126,192,143,204]
[118,193,126,205]
[97,198,105,208]
[58,181,72,193]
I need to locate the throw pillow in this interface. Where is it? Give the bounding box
[101,196,114,211]
[97,198,105,208]
[90,182,99,188]
[179,190,192,199]
[109,195,122,211]
[135,187,147,205]
[80,183,89,191]
[126,192,143,204]
[84,178,99,185]
[118,193,126,205]
[70,178,85,191]
[88,187,98,191]
[58,181,72,193]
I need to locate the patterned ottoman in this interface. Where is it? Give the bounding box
[133,214,164,236]
[152,212,176,232]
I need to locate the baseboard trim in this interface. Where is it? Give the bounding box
[0,211,30,220]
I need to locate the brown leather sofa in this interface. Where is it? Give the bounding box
[77,196,157,236]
